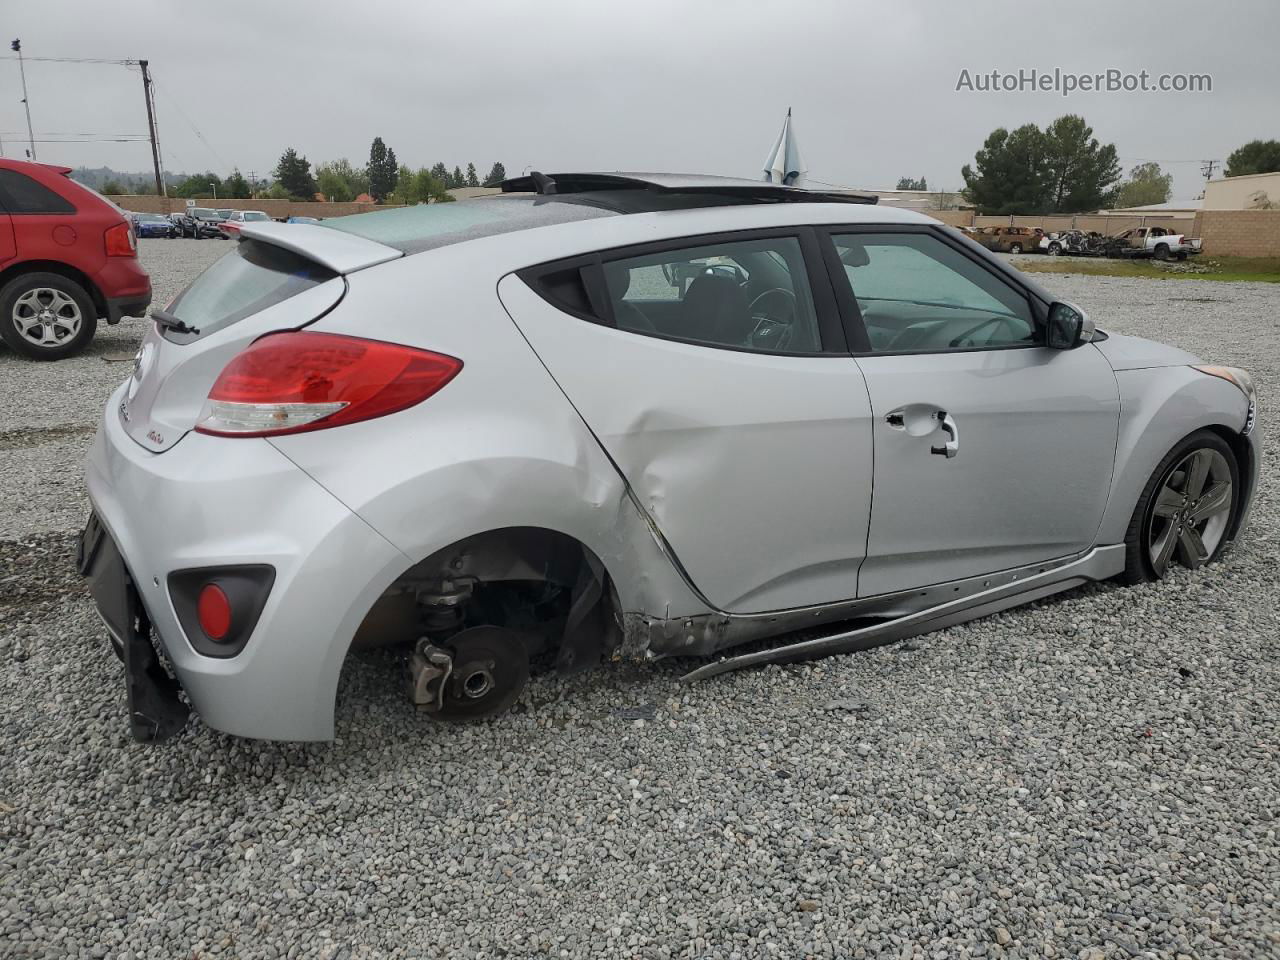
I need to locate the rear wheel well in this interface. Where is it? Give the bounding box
[0,260,107,318]
[351,527,622,673]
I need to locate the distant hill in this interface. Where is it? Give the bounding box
[71,166,187,192]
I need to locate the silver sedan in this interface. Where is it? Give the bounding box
[80,173,1260,742]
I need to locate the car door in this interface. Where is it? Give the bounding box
[499,228,875,614]
[823,226,1120,598]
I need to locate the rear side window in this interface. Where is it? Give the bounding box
[0,169,76,214]
[163,239,337,342]
[601,236,822,354]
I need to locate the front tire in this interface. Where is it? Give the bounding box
[1120,430,1239,584]
[0,272,98,360]
[1048,242,1062,256]
[1008,243,1023,254]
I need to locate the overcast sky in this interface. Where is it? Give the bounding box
[3,0,1276,200]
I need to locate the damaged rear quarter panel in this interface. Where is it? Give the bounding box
[495,272,874,615]
[266,247,708,644]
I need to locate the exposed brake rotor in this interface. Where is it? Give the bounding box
[408,626,530,722]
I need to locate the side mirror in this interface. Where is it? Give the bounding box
[1047,301,1095,349]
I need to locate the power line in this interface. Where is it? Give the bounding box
[149,74,229,172]
[5,137,150,143]
[0,55,137,65]
[0,131,148,137]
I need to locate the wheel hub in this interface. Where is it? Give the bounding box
[406,626,530,722]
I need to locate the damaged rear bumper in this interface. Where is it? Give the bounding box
[77,513,189,742]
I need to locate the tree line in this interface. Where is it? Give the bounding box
[132,139,509,203]
[957,115,1280,215]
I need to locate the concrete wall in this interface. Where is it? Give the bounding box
[927,211,1194,234]
[933,209,1280,256]
[1203,172,1280,210]
[1191,210,1280,256]
[109,196,404,218]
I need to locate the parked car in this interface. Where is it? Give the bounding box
[218,209,272,237]
[1039,230,1103,257]
[177,207,228,239]
[1102,226,1203,261]
[0,158,151,359]
[974,226,1038,254]
[285,215,321,225]
[80,171,1260,742]
[215,208,234,219]
[130,212,177,239]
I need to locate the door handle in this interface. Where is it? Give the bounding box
[930,411,959,458]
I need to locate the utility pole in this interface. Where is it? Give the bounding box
[11,39,35,160]
[139,60,166,198]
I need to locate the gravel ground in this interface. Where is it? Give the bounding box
[1,242,1277,959]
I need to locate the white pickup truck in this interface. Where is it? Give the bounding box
[1106,226,1202,261]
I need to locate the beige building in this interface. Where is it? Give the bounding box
[1202,171,1280,210]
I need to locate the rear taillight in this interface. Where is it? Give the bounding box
[105,221,136,257]
[195,331,463,437]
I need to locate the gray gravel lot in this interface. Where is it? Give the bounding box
[1,240,1277,959]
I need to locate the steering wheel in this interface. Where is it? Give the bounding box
[747,288,798,349]
[748,288,797,322]
[948,315,1020,349]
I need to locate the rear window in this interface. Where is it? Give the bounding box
[0,169,76,214]
[163,239,337,342]
[320,195,614,254]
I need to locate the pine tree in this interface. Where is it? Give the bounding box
[484,162,507,186]
[367,137,400,202]
[223,169,251,198]
[274,149,318,200]
[465,163,480,187]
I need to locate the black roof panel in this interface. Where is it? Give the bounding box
[500,171,878,205]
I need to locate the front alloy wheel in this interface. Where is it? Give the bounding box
[1122,430,1239,583]
[1147,448,1233,575]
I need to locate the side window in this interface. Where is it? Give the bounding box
[602,236,821,353]
[0,170,77,214]
[833,232,1037,353]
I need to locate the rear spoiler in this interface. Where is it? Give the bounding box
[238,222,402,275]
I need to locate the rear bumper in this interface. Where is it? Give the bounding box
[94,257,152,324]
[105,292,152,325]
[84,383,410,740]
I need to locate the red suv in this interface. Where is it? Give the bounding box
[0,158,152,360]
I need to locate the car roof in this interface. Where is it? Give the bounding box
[322,170,889,255]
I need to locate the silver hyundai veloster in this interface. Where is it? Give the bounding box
[80,173,1260,742]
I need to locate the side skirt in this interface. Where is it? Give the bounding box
[680,544,1125,682]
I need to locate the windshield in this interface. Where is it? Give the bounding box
[189,208,216,218]
[163,239,337,342]
[136,214,166,222]
[243,211,270,221]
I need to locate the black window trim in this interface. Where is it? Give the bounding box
[518,226,849,358]
[817,223,1051,358]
